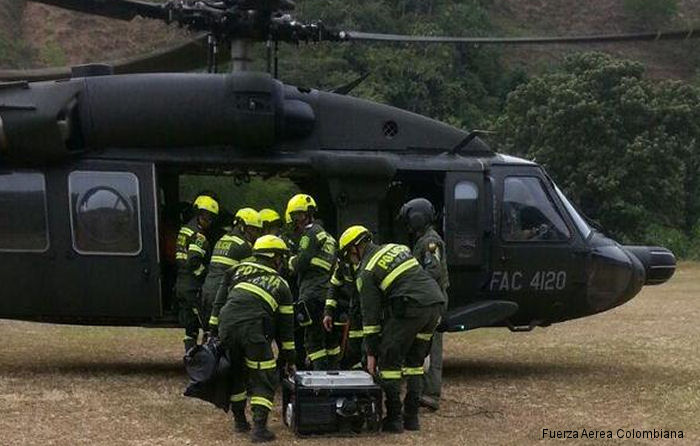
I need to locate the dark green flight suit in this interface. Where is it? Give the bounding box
[201,226,252,324]
[358,243,446,424]
[289,222,337,369]
[324,260,364,370]
[175,218,211,347]
[210,259,296,422]
[413,227,450,405]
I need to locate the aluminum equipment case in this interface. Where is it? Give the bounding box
[282,371,382,436]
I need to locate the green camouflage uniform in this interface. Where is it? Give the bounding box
[358,242,446,423]
[200,226,252,324]
[175,218,211,346]
[324,260,364,370]
[289,222,337,369]
[210,259,296,421]
[413,227,450,404]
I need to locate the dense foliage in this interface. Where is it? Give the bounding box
[496,52,700,257]
[273,0,521,129]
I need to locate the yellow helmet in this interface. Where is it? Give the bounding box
[194,195,219,215]
[259,208,281,225]
[253,235,289,257]
[286,194,317,216]
[235,207,263,229]
[284,209,292,225]
[339,225,371,254]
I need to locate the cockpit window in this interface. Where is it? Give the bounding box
[553,183,592,239]
[501,177,570,242]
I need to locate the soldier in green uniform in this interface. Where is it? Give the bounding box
[259,208,283,236]
[398,198,450,411]
[322,259,364,370]
[338,225,446,433]
[175,195,219,352]
[285,194,338,370]
[208,235,296,443]
[201,208,262,326]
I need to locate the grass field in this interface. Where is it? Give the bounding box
[1,263,698,445]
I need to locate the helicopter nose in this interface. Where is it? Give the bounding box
[586,244,645,314]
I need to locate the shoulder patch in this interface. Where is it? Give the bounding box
[299,235,310,250]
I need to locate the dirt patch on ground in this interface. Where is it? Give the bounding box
[0,263,698,445]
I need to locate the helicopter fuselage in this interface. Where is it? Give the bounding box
[0,71,675,330]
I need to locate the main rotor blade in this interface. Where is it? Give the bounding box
[340,28,700,45]
[0,34,221,82]
[30,0,167,21]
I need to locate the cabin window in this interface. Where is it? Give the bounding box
[69,171,142,255]
[452,180,480,260]
[0,171,49,252]
[501,177,570,242]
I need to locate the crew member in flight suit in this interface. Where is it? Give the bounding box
[175,195,219,352]
[338,225,445,433]
[201,207,262,325]
[398,198,450,411]
[208,235,296,443]
[286,194,338,369]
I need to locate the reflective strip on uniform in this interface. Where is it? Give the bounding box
[210,255,238,266]
[279,305,294,315]
[209,316,219,326]
[325,299,337,308]
[221,235,245,245]
[238,261,277,275]
[316,231,328,241]
[235,282,278,312]
[230,391,247,402]
[363,325,381,335]
[192,307,199,315]
[176,252,187,260]
[365,244,398,271]
[194,265,206,276]
[416,332,433,341]
[333,321,347,327]
[380,370,402,380]
[380,258,420,291]
[180,227,194,236]
[311,257,332,271]
[348,330,364,338]
[281,341,295,350]
[245,358,277,370]
[330,274,342,286]
[188,244,206,255]
[250,396,274,410]
[326,346,341,356]
[351,362,363,370]
[183,335,194,342]
[402,366,424,376]
[307,349,328,361]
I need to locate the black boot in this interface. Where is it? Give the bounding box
[381,388,404,434]
[251,407,275,443]
[232,407,250,433]
[403,391,420,431]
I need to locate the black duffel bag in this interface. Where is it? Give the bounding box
[183,340,233,412]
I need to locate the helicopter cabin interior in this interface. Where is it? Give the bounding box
[0,154,599,327]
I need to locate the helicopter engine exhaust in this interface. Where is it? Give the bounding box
[0,72,315,165]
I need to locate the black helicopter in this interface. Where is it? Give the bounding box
[0,0,683,332]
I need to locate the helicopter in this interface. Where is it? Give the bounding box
[0,0,684,333]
